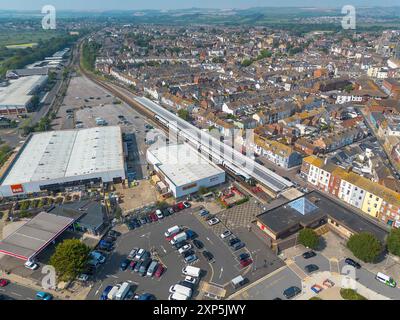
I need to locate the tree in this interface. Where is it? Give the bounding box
[177,109,190,121]
[387,228,400,257]
[346,232,382,263]
[50,239,90,282]
[298,228,319,250]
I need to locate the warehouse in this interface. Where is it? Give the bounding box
[147,143,225,198]
[0,126,126,198]
[0,75,48,114]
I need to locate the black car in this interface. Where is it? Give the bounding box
[304,264,319,273]
[283,286,301,299]
[345,258,361,269]
[302,251,316,259]
[183,250,195,258]
[238,253,250,261]
[193,239,204,249]
[228,238,241,246]
[103,236,115,244]
[144,216,152,224]
[108,230,121,238]
[162,208,171,217]
[202,251,214,261]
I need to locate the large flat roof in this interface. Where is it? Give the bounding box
[1,126,124,186]
[0,75,47,107]
[148,144,224,187]
[0,212,75,260]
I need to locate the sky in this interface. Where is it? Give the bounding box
[0,0,398,11]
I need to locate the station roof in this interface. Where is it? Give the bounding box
[0,212,76,260]
[1,126,124,186]
[148,143,224,187]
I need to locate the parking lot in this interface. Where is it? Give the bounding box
[86,202,282,300]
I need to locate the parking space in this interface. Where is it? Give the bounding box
[87,205,262,300]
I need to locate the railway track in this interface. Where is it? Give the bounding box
[76,44,272,203]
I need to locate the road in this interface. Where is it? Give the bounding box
[0,281,38,300]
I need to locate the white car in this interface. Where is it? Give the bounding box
[184,276,198,285]
[220,230,232,239]
[208,218,220,226]
[178,244,192,254]
[24,260,39,270]
[156,209,164,219]
[78,274,89,282]
[135,248,145,260]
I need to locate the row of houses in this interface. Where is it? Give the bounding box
[301,155,400,228]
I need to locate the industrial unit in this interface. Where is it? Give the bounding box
[0,126,126,197]
[0,75,48,114]
[147,143,225,198]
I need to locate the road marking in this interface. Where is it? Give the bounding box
[11,292,22,297]
[219,267,224,279]
[206,237,214,245]
[161,245,167,254]
[106,275,118,279]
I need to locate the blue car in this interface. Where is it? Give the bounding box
[120,258,130,271]
[100,286,113,300]
[138,293,155,300]
[36,291,53,300]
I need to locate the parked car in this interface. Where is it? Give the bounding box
[154,264,165,278]
[36,291,53,300]
[220,230,232,239]
[183,202,191,208]
[202,251,214,261]
[129,260,137,270]
[304,264,319,273]
[0,279,9,287]
[167,207,175,215]
[302,251,316,259]
[128,248,138,260]
[178,244,192,255]
[180,280,195,290]
[193,239,204,249]
[183,250,195,258]
[135,249,145,260]
[199,209,209,217]
[139,217,147,225]
[174,241,189,250]
[120,259,130,271]
[24,260,39,270]
[155,209,164,219]
[238,253,250,261]
[345,258,361,269]
[100,286,113,300]
[149,212,159,222]
[184,276,198,285]
[228,238,241,246]
[138,293,155,300]
[107,230,121,239]
[283,286,301,299]
[77,274,90,282]
[134,260,143,272]
[184,254,198,264]
[208,218,220,226]
[232,242,245,251]
[240,258,253,268]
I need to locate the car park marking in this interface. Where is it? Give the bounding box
[11,292,22,297]
[219,267,224,279]
[106,274,118,279]
[206,237,214,245]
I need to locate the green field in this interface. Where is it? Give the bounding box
[5,42,38,49]
[0,30,62,48]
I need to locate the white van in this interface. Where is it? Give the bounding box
[169,284,192,298]
[182,266,201,278]
[115,282,131,300]
[168,292,189,300]
[165,225,181,237]
[107,285,120,300]
[375,272,397,288]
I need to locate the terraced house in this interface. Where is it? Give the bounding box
[301,155,400,228]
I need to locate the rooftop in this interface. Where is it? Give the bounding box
[148,143,225,187]
[1,126,124,186]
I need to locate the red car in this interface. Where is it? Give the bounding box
[0,279,9,287]
[149,212,158,222]
[129,260,137,270]
[240,258,253,268]
[177,202,185,210]
[154,264,165,278]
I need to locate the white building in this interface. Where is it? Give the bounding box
[0,126,125,197]
[0,75,48,114]
[147,144,225,198]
